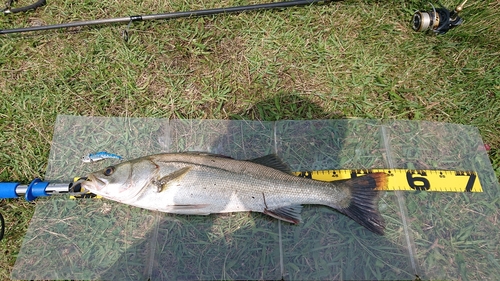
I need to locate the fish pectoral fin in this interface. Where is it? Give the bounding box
[154,166,191,192]
[263,205,303,224]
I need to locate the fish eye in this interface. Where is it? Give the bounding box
[103,166,115,176]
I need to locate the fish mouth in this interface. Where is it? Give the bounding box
[83,174,107,191]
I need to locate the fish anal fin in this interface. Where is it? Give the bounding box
[249,154,292,174]
[263,205,303,224]
[154,166,191,192]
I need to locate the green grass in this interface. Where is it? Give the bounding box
[0,0,499,279]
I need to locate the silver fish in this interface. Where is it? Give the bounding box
[81,153,387,235]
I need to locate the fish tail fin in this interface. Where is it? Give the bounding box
[338,172,387,235]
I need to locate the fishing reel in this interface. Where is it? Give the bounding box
[412,0,468,34]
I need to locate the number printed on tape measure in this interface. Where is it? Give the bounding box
[293,169,483,192]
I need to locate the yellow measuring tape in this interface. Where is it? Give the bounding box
[293,169,483,192]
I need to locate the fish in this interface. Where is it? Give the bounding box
[81,152,387,235]
[81,151,123,163]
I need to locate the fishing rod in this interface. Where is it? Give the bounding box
[0,0,333,36]
[412,0,468,34]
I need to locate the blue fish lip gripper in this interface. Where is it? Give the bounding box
[0,179,73,201]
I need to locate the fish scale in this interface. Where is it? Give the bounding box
[81,152,387,235]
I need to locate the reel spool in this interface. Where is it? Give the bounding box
[412,0,468,34]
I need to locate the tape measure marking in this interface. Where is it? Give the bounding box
[293,169,483,192]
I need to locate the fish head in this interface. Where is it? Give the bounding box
[81,159,159,200]
[81,155,91,163]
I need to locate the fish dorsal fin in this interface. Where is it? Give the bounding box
[248,154,292,174]
[263,205,303,224]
